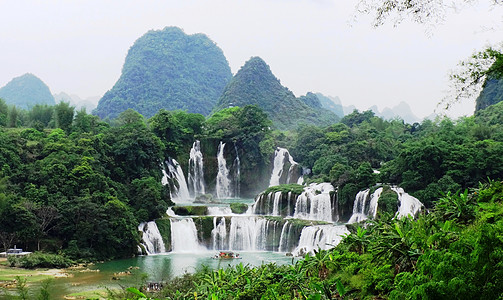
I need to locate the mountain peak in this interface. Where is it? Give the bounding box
[93,26,232,119]
[0,73,55,108]
[214,57,338,130]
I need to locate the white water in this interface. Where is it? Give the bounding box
[208,206,233,216]
[226,217,280,251]
[348,188,384,223]
[293,225,349,256]
[293,182,334,222]
[269,147,300,187]
[233,144,241,197]
[392,187,423,218]
[170,218,206,253]
[368,187,383,219]
[212,217,227,250]
[216,141,232,199]
[188,140,206,197]
[271,191,282,216]
[139,221,166,254]
[166,207,177,217]
[163,158,191,202]
[269,148,288,187]
[278,221,295,253]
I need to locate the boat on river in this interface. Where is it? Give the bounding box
[212,251,242,259]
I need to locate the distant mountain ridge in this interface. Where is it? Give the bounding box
[54,92,99,112]
[213,57,339,130]
[0,73,55,109]
[369,101,419,124]
[93,26,232,119]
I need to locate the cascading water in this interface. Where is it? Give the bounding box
[163,158,191,202]
[216,141,232,199]
[212,217,227,250]
[188,140,206,197]
[293,183,334,222]
[278,221,302,253]
[138,221,165,254]
[293,225,349,256]
[347,188,383,223]
[233,144,241,198]
[226,217,282,251]
[170,218,206,252]
[269,147,300,187]
[208,206,233,216]
[391,187,423,218]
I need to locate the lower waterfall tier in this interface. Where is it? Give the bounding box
[140,216,348,256]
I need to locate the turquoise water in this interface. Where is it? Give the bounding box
[47,251,295,298]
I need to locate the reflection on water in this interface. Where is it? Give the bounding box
[46,251,295,299]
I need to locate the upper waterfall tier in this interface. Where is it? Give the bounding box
[162,158,191,203]
[269,147,301,187]
[188,140,206,197]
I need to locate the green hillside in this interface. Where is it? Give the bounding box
[0,73,55,109]
[93,26,232,119]
[213,57,339,130]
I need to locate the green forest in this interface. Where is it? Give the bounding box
[1,94,503,298]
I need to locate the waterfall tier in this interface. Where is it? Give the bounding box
[188,140,206,197]
[253,183,337,222]
[269,147,301,187]
[139,221,166,254]
[170,218,206,253]
[293,225,349,256]
[348,186,423,223]
[162,158,191,202]
[216,141,232,199]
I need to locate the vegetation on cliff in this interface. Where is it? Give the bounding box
[0,74,55,109]
[94,26,232,120]
[213,57,339,130]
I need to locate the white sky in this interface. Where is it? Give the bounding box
[1,0,502,119]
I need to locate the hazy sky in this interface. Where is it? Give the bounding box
[1,0,502,119]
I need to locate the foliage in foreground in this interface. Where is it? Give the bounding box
[110,180,503,299]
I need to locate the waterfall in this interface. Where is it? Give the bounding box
[163,158,191,202]
[170,218,206,252]
[271,192,282,216]
[293,183,334,222]
[278,221,302,253]
[227,217,281,251]
[212,217,227,250]
[292,225,349,256]
[269,147,300,187]
[208,206,233,216]
[138,221,165,254]
[233,144,241,198]
[368,187,383,219]
[347,188,383,224]
[188,140,205,197]
[269,148,288,187]
[391,187,423,219]
[216,141,232,199]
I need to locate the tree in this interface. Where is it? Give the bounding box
[355,0,502,28]
[54,101,75,133]
[0,98,8,127]
[7,106,18,128]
